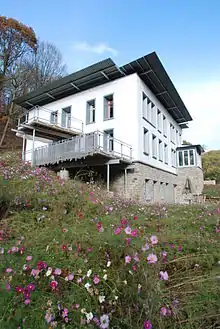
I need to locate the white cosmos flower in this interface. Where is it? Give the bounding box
[87,269,92,277]
[98,295,105,303]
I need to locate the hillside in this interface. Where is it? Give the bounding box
[0,116,22,151]
[0,152,219,329]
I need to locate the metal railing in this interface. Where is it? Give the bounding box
[32,130,132,166]
[18,105,84,134]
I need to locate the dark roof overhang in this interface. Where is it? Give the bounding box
[14,52,192,124]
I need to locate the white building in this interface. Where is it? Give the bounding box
[14,52,204,203]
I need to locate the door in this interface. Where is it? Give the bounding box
[104,129,114,152]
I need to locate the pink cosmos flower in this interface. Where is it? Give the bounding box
[24,299,31,305]
[125,255,132,264]
[150,235,158,245]
[54,268,62,275]
[50,280,58,290]
[67,273,74,281]
[178,246,182,252]
[160,271,169,281]
[133,253,140,262]
[114,227,122,235]
[26,283,35,291]
[160,307,168,316]
[31,269,40,277]
[6,268,13,273]
[93,275,100,285]
[147,253,158,264]
[6,281,11,291]
[144,320,152,329]
[26,256,32,262]
[125,226,132,235]
[15,286,24,293]
[131,229,138,237]
[142,243,150,251]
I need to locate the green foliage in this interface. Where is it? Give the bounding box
[202,150,220,181]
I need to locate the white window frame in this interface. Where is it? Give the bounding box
[157,109,162,132]
[163,115,167,137]
[177,149,196,167]
[164,143,168,164]
[159,139,163,161]
[143,128,149,155]
[152,134,157,159]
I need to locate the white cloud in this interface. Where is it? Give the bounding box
[178,81,220,150]
[73,41,118,56]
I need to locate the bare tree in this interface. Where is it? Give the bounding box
[24,40,67,90]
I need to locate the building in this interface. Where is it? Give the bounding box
[14,51,204,203]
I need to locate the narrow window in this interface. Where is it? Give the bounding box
[143,128,149,155]
[189,149,195,165]
[164,143,168,164]
[104,94,114,120]
[152,135,157,159]
[157,109,162,132]
[151,103,156,126]
[142,92,147,118]
[61,106,71,128]
[184,150,189,166]
[163,115,167,136]
[50,111,58,125]
[86,99,96,124]
[178,151,183,166]
[104,129,114,152]
[159,139,163,161]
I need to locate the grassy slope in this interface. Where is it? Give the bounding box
[0,153,220,329]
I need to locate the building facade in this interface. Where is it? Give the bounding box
[14,52,204,203]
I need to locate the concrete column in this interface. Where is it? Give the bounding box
[107,163,110,191]
[31,129,35,166]
[22,134,26,161]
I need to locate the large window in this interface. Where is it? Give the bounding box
[104,94,114,120]
[152,134,157,159]
[86,99,95,124]
[178,148,196,167]
[143,128,149,155]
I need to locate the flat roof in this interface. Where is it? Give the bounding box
[177,144,204,155]
[14,51,192,124]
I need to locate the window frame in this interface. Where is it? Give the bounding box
[86,99,96,124]
[104,94,114,121]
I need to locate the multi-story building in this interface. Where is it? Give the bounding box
[14,51,204,203]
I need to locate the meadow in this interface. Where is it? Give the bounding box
[0,152,219,329]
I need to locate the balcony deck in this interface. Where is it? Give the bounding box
[31,131,132,167]
[18,106,83,140]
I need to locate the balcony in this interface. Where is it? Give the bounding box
[31,130,132,166]
[17,106,83,140]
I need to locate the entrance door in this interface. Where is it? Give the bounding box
[104,129,114,152]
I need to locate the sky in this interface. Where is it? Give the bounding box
[1,0,220,150]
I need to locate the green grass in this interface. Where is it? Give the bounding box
[203,184,220,198]
[0,153,220,329]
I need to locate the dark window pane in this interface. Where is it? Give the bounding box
[184,150,188,165]
[178,151,183,166]
[190,149,194,165]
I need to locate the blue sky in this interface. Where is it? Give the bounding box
[2,0,220,149]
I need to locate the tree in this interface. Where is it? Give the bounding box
[202,150,220,182]
[0,16,37,89]
[182,140,192,145]
[23,41,67,90]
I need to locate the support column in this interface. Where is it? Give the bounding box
[22,134,26,162]
[124,168,128,194]
[107,163,110,192]
[31,129,35,166]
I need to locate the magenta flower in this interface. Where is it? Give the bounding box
[26,256,32,262]
[125,255,132,264]
[150,235,158,245]
[144,320,152,329]
[15,286,24,293]
[147,253,158,264]
[62,308,68,318]
[178,246,182,252]
[121,217,128,225]
[160,271,169,281]
[93,274,100,285]
[26,283,35,291]
[50,280,58,290]
[37,261,47,270]
[131,229,138,237]
[124,226,132,235]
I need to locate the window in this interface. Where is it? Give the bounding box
[170,124,175,143]
[50,111,58,125]
[142,93,147,118]
[142,93,152,122]
[152,135,157,159]
[163,115,167,136]
[184,150,188,165]
[178,151,183,166]
[189,149,194,165]
[86,99,95,124]
[164,144,168,164]
[104,94,114,120]
[157,109,162,132]
[151,103,156,126]
[159,139,163,161]
[171,149,176,167]
[143,128,149,155]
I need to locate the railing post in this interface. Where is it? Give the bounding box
[130,147,132,160]
[121,143,123,157]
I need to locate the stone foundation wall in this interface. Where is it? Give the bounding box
[111,162,204,204]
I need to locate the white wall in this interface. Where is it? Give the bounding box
[136,76,183,174]
[24,73,185,174]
